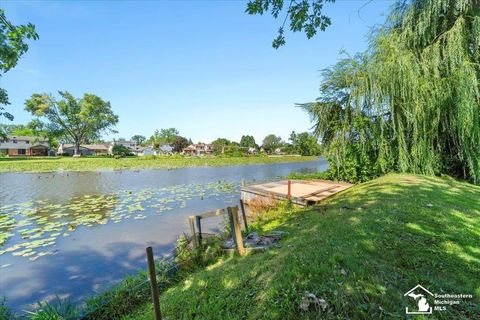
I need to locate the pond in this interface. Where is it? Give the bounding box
[0,158,327,312]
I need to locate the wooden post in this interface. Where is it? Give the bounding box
[287,180,292,199]
[195,215,202,248]
[228,208,237,245]
[146,247,162,320]
[188,216,197,248]
[239,199,249,234]
[228,206,245,255]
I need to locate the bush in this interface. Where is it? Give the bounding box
[26,297,79,320]
[111,145,132,157]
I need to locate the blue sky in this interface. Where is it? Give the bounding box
[2,0,393,144]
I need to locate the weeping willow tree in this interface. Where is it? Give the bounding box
[302,0,480,184]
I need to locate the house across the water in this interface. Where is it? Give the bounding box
[0,136,51,156]
[57,143,109,156]
[158,143,173,155]
[138,146,156,156]
[109,139,138,154]
[183,143,214,156]
[138,144,174,156]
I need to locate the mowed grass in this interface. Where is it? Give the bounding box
[124,174,480,319]
[0,155,316,173]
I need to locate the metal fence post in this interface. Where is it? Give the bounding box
[146,246,162,320]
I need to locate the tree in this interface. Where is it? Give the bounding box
[245,0,334,48]
[0,124,29,135]
[131,134,146,145]
[0,9,39,137]
[149,128,180,145]
[111,144,132,157]
[25,91,119,156]
[240,135,257,149]
[262,134,283,154]
[292,132,320,156]
[211,138,232,154]
[301,0,480,184]
[289,131,297,145]
[171,135,189,153]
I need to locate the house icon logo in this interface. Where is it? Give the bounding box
[404,284,433,314]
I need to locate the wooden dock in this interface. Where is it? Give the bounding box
[241,179,352,206]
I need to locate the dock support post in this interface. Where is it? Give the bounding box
[239,199,249,234]
[228,206,245,256]
[188,216,197,248]
[146,247,162,320]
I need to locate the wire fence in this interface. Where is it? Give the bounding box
[77,205,246,320]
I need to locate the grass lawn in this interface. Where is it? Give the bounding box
[0,155,317,173]
[124,174,479,319]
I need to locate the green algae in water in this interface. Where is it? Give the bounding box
[0,180,239,261]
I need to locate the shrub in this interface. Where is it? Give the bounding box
[26,297,79,320]
[111,145,132,157]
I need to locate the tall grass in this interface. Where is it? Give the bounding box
[0,155,318,173]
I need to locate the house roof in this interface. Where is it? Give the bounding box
[62,144,109,151]
[183,145,196,151]
[8,135,48,142]
[30,145,49,149]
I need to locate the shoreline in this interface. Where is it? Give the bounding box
[0,155,320,174]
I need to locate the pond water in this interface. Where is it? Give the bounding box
[0,159,327,311]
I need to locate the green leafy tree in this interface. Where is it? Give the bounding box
[301,0,480,184]
[171,135,189,153]
[291,131,320,156]
[111,144,132,157]
[211,138,232,154]
[262,134,283,154]
[240,135,257,149]
[148,128,180,146]
[245,0,334,48]
[0,9,39,137]
[131,134,146,145]
[0,124,29,135]
[25,91,119,156]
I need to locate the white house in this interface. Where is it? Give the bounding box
[138,146,157,156]
[109,139,138,154]
[158,143,173,155]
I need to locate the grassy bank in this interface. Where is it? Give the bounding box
[0,155,317,173]
[124,174,479,319]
